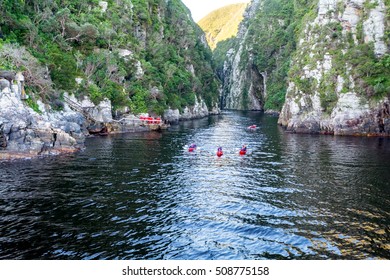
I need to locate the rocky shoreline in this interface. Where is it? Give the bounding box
[0,72,221,161]
[0,91,86,160]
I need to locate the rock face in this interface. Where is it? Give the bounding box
[0,81,86,160]
[221,0,263,110]
[278,0,389,136]
[164,97,220,123]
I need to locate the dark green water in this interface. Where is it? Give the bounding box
[0,111,389,259]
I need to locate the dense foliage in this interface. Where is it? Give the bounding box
[246,0,319,111]
[213,38,236,79]
[214,0,314,111]
[0,0,219,114]
[288,0,390,114]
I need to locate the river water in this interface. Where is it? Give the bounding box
[0,111,389,260]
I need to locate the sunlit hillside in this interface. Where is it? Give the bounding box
[198,3,248,50]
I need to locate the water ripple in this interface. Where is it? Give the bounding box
[0,112,389,259]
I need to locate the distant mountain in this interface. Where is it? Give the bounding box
[198,3,248,50]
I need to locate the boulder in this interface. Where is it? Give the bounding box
[0,78,10,91]
[0,70,15,83]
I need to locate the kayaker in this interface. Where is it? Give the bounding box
[239,145,247,155]
[217,146,223,157]
[188,143,197,152]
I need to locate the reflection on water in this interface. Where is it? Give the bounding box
[0,111,389,260]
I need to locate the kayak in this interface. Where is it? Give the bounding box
[239,150,246,155]
[217,151,223,157]
[248,125,257,130]
[188,147,195,152]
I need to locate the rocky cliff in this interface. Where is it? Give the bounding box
[220,0,302,111]
[278,0,390,136]
[220,0,389,136]
[221,0,262,110]
[0,75,86,159]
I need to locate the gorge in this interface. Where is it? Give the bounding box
[0,0,389,262]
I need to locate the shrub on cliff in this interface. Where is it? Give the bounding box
[0,42,53,98]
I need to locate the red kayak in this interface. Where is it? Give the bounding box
[248,125,257,129]
[188,147,195,152]
[239,150,246,155]
[217,151,223,157]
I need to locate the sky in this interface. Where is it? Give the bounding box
[181,0,251,22]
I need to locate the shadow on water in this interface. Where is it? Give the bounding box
[0,111,389,259]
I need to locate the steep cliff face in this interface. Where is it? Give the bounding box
[221,0,262,110]
[278,0,390,135]
[221,0,310,111]
[0,79,86,159]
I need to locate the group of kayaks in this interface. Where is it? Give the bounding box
[188,144,246,157]
[187,123,257,157]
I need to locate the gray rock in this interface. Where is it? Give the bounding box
[0,91,83,159]
[278,0,389,136]
[0,70,15,83]
[0,78,10,91]
[221,0,264,110]
[163,108,180,124]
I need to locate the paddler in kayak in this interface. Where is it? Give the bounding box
[217,146,223,157]
[188,143,197,152]
[239,144,247,155]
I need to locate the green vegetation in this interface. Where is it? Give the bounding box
[216,0,388,113]
[284,0,388,113]
[2,0,388,117]
[220,0,316,111]
[345,45,390,99]
[198,3,248,50]
[0,0,219,114]
[213,38,236,78]
[25,95,42,114]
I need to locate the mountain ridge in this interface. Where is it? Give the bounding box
[198,3,248,50]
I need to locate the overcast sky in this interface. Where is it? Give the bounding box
[181,0,251,22]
